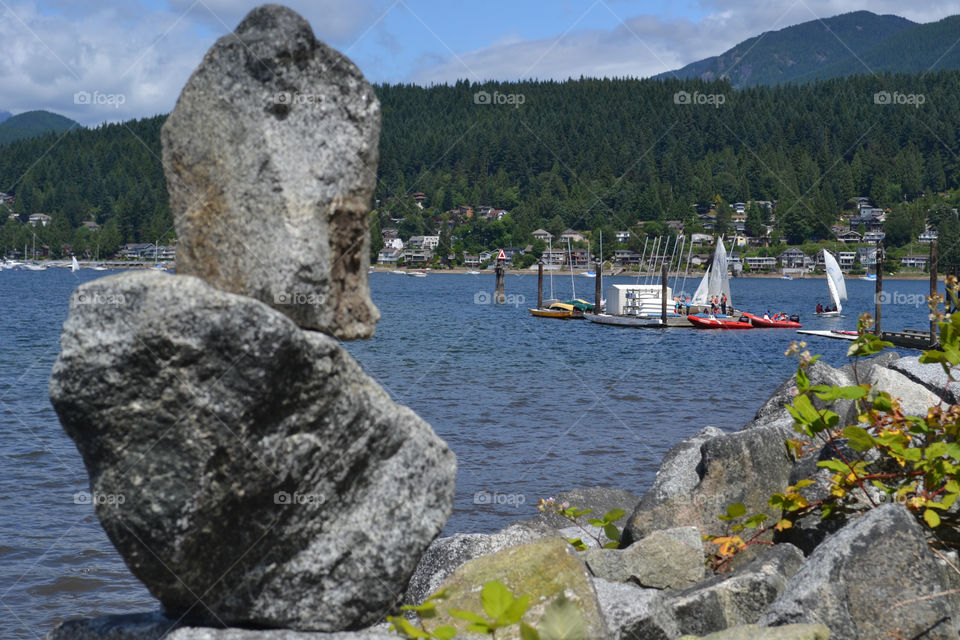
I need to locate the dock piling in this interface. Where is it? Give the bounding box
[930,240,938,346]
[495,256,506,304]
[537,260,543,310]
[661,262,668,325]
[875,243,883,334]
[594,258,602,314]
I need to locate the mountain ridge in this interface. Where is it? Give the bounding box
[0,110,80,145]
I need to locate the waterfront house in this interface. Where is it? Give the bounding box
[118,243,155,259]
[404,248,433,265]
[542,249,566,266]
[778,247,808,269]
[744,256,777,271]
[838,252,856,270]
[479,250,493,263]
[407,235,440,250]
[901,255,928,270]
[377,248,401,265]
[464,255,480,268]
[613,250,641,266]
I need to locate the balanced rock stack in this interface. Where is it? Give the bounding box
[49,3,455,634]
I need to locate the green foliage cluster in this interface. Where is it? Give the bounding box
[537,497,625,550]
[709,286,960,569]
[389,580,584,640]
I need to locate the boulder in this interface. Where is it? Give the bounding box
[591,542,804,639]
[403,522,550,605]
[49,272,456,631]
[866,365,941,416]
[743,358,857,431]
[761,504,960,640]
[162,4,380,339]
[45,614,396,639]
[584,527,703,589]
[423,538,606,639]
[890,355,960,404]
[592,579,675,640]
[625,425,794,548]
[677,624,830,640]
[666,543,804,636]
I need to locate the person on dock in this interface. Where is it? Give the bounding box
[720,294,728,315]
[684,297,691,315]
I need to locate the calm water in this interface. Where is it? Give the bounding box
[0,267,936,637]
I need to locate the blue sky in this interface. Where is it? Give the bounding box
[2,0,959,125]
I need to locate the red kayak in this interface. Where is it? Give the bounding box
[741,312,802,329]
[687,314,754,329]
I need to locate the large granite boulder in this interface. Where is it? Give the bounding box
[49,272,456,631]
[162,4,380,339]
[45,612,396,639]
[891,355,960,404]
[624,425,795,547]
[584,526,704,589]
[423,538,607,639]
[761,504,960,640]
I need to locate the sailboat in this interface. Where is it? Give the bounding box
[690,236,732,314]
[817,250,847,317]
[71,256,80,272]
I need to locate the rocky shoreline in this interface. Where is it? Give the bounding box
[49,351,960,639]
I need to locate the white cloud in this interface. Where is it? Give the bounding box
[409,0,960,84]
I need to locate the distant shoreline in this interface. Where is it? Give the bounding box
[370,266,935,281]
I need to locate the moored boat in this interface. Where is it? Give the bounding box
[528,302,580,319]
[687,314,754,329]
[742,312,802,329]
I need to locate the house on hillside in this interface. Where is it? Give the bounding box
[778,247,808,269]
[119,243,155,259]
[857,246,877,266]
[28,213,52,227]
[919,229,938,244]
[560,229,585,243]
[81,221,100,232]
[744,256,777,271]
[377,248,401,265]
[615,230,631,243]
[613,250,641,266]
[836,230,862,244]
[901,254,928,270]
[532,229,554,242]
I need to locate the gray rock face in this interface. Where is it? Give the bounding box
[530,486,640,530]
[49,272,456,631]
[761,504,960,640]
[891,355,960,404]
[162,4,380,339]
[592,543,804,639]
[625,425,794,546]
[677,623,830,640]
[867,366,941,416]
[666,543,804,636]
[743,359,856,431]
[585,527,703,589]
[45,614,396,639]
[403,522,550,605]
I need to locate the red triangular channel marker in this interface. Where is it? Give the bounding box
[497,249,506,260]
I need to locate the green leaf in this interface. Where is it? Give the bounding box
[727,502,746,518]
[520,623,541,640]
[499,594,530,626]
[744,513,768,528]
[797,365,810,390]
[603,523,620,542]
[925,509,942,528]
[602,540,620,549]
[448,609,488,625]
[481,581,514,619]
[537,596,586,640]
[386,616,431,638]
[432,626,457,640]
[603,508,626,523]
[565,537,587,551]
[817,459,852,473]
[843,425,876,451]
[815,385,868,402]
[586,518,604,527]
[871,394,893,412]
[926,442,949,459]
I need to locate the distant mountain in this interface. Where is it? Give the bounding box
[0,110,80,145]
[656,11,921,88]
[0,111,11,124]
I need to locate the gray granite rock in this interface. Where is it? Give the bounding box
[45,614,396,640]
[592,578,675,640]
[867,365,941,416]
[403,522,549,605]
[742,358,857,431]
[585,527,703,589]
[49,272,455,631]
[531,486,640,529]
[677,623,830,640]
[891,355,960,404]
[162,4,380,339]
[625,425,794,549]
[667,543,804,636]
[761,504,960,640]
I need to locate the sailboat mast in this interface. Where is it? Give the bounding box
[680,236,694,298]
[567,237,576,299]
[636,237,649,285]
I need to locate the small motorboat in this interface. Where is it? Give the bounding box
[741,312,802,329]
[528,302,581,319]
[407,270,427,278]
[687,314,754,329]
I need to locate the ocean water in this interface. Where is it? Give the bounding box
[0,267,937,637]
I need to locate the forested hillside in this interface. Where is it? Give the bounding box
[1,72,959,258]
[0,110,79,145]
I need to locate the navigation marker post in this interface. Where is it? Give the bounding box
[495,249,507,304]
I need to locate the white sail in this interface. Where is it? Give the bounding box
[823,250,846,313]
[71,256,80,272]
[691,269,710,304]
